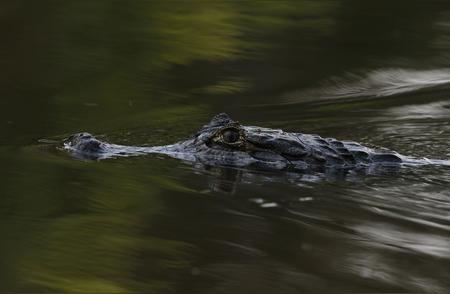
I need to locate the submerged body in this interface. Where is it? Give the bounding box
[64,113,441,171]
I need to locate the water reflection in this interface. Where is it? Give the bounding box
[0,149,200,293]
[2,0,450,293]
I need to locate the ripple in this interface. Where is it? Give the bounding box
[284,68,450,102]
[383,100,450,120]
[353,223,450,258]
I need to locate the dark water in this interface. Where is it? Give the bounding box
[2,1,450,293]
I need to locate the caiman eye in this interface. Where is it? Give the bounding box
[222,129,240,144]
[209,124,245,147]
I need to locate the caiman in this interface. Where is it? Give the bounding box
[64,113,446,171]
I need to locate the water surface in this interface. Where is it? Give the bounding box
[1,1,450,293]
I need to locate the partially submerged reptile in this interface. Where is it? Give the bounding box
[64,113,446,171]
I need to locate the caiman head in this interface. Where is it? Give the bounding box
[184,113,318,169]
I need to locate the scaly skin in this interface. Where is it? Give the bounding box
[64,113,405,170]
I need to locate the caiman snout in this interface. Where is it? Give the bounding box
[65,132,103,153]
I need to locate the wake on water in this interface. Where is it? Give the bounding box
[284,68,450,102]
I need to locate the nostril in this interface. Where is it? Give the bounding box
[87,140,101,150]
[65,132,95,144]
[78,139,103,153]
[91,140,101,148]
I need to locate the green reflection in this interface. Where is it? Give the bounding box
[2,0,450,293]
[0,0,341,138]
[1,149,199,293]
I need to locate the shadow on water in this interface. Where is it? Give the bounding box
[1,0,450,293]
